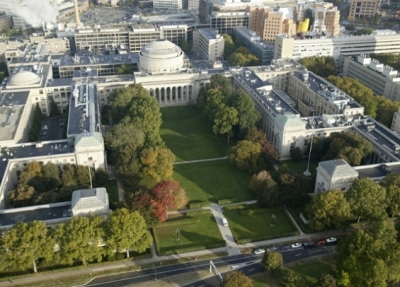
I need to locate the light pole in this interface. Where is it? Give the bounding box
[304,134,314,177]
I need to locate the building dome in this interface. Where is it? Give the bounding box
[139,39,184,73]
[8,70,41,86]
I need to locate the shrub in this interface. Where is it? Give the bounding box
[218,198,238,205]
[189,202,211,209]
[186,210,211,217]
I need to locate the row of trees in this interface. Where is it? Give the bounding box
[311,132,373,166]
[197,74,261,144]
[8,161,109,207]
[298,56,336,78]
[326,76,400,127]
[223,34,260,66]
[306,175,400,231]
[0,208,152,273]
[105,84,175,186]
[371,53,400,71]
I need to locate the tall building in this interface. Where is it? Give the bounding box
[349,0,379,20]
[340,54,400,101]
[274,30,400,63]
[193,29,224,61]
[248,7,296,43]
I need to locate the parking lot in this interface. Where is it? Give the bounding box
[38,116,65,142]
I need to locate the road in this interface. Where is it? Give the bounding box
[84,245,335,287]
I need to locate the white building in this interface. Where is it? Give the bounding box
[192,29,224,61]
[153,0,183,10]
[274,30,400,64]
[340,54,400,101]
[71,188,109,216]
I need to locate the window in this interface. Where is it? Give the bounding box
[88,157,93,160]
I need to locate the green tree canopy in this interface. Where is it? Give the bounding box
[298,56,336,77]
[381,173,400,217]
[228,140,261,172]
[1,221,54,273]
[230,90,260,135]
[346,178,387,222]
[222,33,236,58]
[213,105,239,145]
[220,271,253,287]
[116,64,134,75]
[306,189,351,230]
[105,208,152,258]
[262,251,283,271]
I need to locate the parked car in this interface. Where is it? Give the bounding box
[254,248,265,255]
[302,241,316,248]
[326,237,337,243]
[279,245,290,251]
[267,246,278,252]
[315,239,326,245]
[291,243,302,248]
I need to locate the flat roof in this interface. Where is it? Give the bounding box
[60,53,139,66]
[199,28,219,40]
[0,140,74,184]
[0,204,71,227]
[46,78,73,87]
[0,91,29,142]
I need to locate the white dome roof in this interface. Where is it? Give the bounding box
[9,70,41,86]
[141,39,182,59]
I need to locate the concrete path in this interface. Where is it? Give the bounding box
[173,156,228,165]
[283,204,304,235]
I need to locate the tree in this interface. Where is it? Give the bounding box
[245,127,279,163]
[179,39,192,51]
[152,180,189,209]
[337,220,400,287]
[105,208,152,258]
[121,188,158,227]
[94,168,109,187]
[306,190,351,231]
[25,161,43,177]
[76,165,95,187]
[61,163,78,186]
[222,33,235,58]
[298,56,336,77]
[315,273,337,287]
[115,64,134,75]
[140,147,175,181]
[228,140,261,172]
[55,215,105,265]
[2,221,54,273]
[262,251,283,271]
[276,173,309,205]
[249,170,280,208]
[346,178,387,222]
[228,50,259,66]
[381,173,400,217]
[213,106,239,145]
[42,162,61,190]
[345,24,356,31]
[290,147,303,162]
[220,271,253,287]
[8,185,37,207]
[49,99,60,117]
[204,88,228,121]
[230,90,260,135]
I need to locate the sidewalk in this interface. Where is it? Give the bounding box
[173,156,228,165]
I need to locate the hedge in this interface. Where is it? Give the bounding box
[154,217,199,227]
[235,231,300,244]
[239,208,269,216]
[223,203,262,211]
[217,198,238,205]
[189,202,211,209]
[158,241,226,256]
[186,210,211,217]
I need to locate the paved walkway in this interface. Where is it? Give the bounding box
[173,156,228,165]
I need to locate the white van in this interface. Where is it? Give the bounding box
[221,218,228,227]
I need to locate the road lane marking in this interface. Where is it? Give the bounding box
[295,253,302,256]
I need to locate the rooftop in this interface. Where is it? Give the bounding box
[233,27,274,52]
[355,162,400,179]
[60,53,139,66]
[319,159,358,178]
[199,29,221,40]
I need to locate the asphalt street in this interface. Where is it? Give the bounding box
[84,245,335,287]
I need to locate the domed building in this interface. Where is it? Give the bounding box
[139,39,184,73]
[7,70,43,88]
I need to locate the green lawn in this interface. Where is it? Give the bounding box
[279,160,318,177]
[103,179,119,210]
[173,159,254,204]
[160,106,228,161]
[223,208,297,243]
[289,259,336,285]
[287,204,313,233]
[153,214,225,255]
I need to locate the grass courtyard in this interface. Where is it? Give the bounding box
[160,106,229,162]
[223,207,298,243]
[173,159,254,204]
[153,214,225,255]
[103,179,119,210]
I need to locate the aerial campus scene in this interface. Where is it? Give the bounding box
[0,0,400,286]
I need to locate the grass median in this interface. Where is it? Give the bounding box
[153,213,225,256]
[223,208,298,244]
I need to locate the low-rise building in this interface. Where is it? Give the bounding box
[340,54,400,101]
[71,188,109,216]
[192,29,224,61]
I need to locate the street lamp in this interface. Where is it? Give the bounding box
[304,134,314,177]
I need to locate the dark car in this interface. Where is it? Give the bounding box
[303,241,316,248]
[279,245,290,251]
[315,239,326,245]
